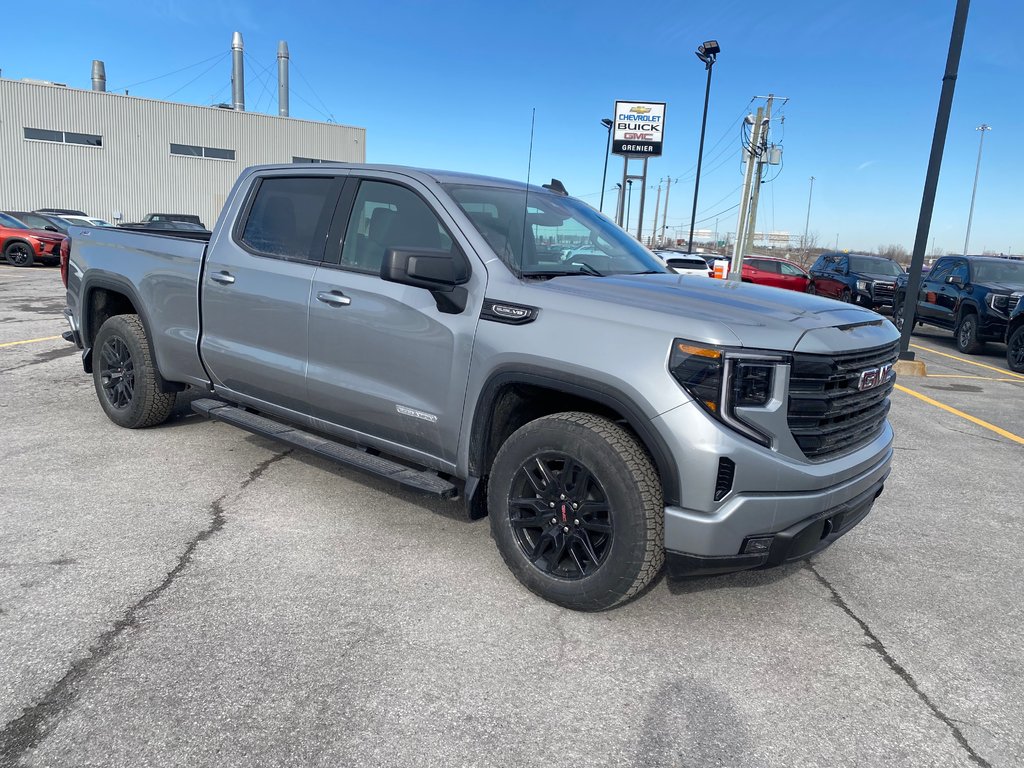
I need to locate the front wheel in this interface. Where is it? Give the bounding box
[892,297,906,332]
[488,412,664,611]
[955,313,984,355]
[1007,326,1024,373]
[840,288,853,303]
[93,314,177,428]
[4,242,35,267]
[805,282,816,295]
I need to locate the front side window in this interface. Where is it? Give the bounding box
[928,259,953,283]
[950,262,969,283]
[445,184,665,277]
[340,181,454,274]
[779,262,805,276]
[239,177,337,260]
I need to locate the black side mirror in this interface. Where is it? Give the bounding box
[946,275,964,286]
[381,248,470,313]
[45,225,59,231]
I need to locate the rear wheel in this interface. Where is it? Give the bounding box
[955,312,984,354]
[4,242,34,267]
[93,314,177,428]
[1007,326,1024,373]
[488,412,664,611]
[805,282,816,295]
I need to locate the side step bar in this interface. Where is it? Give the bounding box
[191,398,458,498]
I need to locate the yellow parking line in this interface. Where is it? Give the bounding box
[910,342,1024,381]
[895,384,1024,446]
[0,335,62,349]
[926,374,1023,383]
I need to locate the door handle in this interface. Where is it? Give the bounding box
[316,290,351,307]
[210,271,235,285]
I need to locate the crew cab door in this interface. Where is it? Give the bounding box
[810,255,844,298]
[917,258,954,326]
[200,173,343,414]
[305,173,484,467]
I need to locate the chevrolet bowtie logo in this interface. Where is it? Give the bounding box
[629,106,652,114]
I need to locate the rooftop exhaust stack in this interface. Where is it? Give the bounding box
[91,60,106,92]
[277,41,290,117]
[231,31,245,111]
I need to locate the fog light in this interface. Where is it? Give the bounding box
[742,536,773,555]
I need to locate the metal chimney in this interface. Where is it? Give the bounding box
[277,41,290,117]
[231,31,245,111]
[91,60,106,92]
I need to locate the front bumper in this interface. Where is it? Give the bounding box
[666,470,886,576]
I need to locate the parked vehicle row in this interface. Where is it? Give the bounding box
[893,255,1024,367]
[0,211,67,267]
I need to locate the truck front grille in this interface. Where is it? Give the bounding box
[1010,294,1021,313]
[788,342,898,460]
[872,281,895,301]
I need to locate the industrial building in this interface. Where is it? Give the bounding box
[0,34,365,228]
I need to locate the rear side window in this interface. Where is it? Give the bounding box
[340,180,454,274]
[239,177,337,261]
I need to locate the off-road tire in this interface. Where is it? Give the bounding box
[488,412,664,611]
[1007,325,1024,373]
[955,312,984,355]
[93,314,176,428]
[4,241,35,267]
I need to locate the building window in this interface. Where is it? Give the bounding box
[24,127,103,147]
[171,143,235,161]
[292,156,338,164]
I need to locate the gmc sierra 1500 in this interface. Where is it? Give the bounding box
[62,164,899,610]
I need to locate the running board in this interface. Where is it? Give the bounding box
[191,398,458,498]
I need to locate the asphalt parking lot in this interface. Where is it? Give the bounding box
[2,263,1022,768]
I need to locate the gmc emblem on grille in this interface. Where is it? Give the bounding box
[857,362,894,391]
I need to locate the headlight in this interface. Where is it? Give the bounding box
[856,280,870,291]
[988,293,1009,312]
[669,339,785,447]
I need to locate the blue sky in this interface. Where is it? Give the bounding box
[3,0,1019,255]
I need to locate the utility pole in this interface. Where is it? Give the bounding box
[661,177,672,246]
[741,95,786,259]
[802,176,815,251]
[963,123,991,255]
[729,106,765,279]
[650,181,662,247]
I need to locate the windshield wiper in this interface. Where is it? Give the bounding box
[523,262,605,278]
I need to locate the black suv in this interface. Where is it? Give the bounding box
[1003,282,1024,372]
[808,252,905,309]
[893,255,1024,355]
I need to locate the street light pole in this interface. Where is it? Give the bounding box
[687,40,720,253]
[963,123,991,255]
[626,179,634,231]
[599,118,613,213]
[802,176,815,252]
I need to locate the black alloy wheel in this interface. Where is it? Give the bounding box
[488,412,664,611]
[956,313,984,354]
[1007,326,1024,373]
[92,314,177,428]
[99,335,135,410]
[507,453,613,580]
[5,242,35,267]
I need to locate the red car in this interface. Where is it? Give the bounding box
[0,212,67,267]
[741,256,814,293]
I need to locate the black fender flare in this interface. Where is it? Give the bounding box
[468,365,681,507]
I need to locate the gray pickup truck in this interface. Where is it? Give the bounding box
[62,163,899,610]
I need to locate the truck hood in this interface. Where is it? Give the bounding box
[982,281,1024,293]
[858,271,904,282]
[535,273,899,354]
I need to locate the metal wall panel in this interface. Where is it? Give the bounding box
[0,80,366,228]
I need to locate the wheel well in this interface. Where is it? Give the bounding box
[3,237,33,253]
[86,288,137,347]
[467,380,678,517]
[1010,315,1024,338]
[958,303,978,321]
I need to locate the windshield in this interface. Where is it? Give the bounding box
[0,213,28,229]
[850,256,904,276]
[444,184,666,277]
[973,260,1024,283]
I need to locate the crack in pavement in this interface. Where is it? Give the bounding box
[806,564,992,768]
[0,449,293,767]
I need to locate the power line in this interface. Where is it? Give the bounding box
[109,51,227,93]
[290,60,335,121]
[165,51,230,100]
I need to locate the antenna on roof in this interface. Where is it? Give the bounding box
[519,107,536,278]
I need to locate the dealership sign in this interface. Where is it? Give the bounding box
[612,101,666,156]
